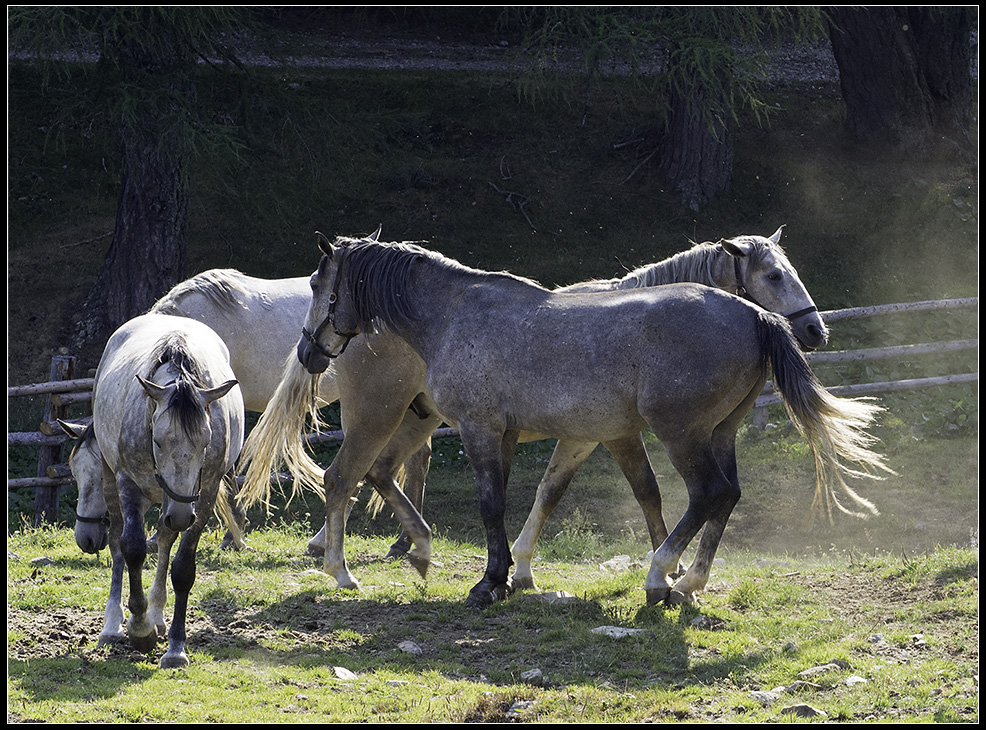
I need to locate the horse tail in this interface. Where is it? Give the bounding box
[756,311,895,525]
[237,352,329,510]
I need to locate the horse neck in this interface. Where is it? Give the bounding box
[615,244,735,292]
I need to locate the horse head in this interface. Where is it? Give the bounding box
[719,226,829,350]
[137,374,238,532]
[297,232,369,374]
[58,419,109,554]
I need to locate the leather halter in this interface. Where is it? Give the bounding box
[75,510,110,527]
[732,255,818,323]
[300,251,359,360]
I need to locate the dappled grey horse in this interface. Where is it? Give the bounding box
[286,235,889,608]
[93,313,244,667]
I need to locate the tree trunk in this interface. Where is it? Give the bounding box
[81,131,188,344]
[827,6,973,144]
[76,23,194,349]
[656,78,734,212]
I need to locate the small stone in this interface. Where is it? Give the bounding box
[781,703,827,718]
[397,640,423,655]
[333,666,358,680]
[590,625,646,639]
[751,690,782,706]
[520,668,544,686]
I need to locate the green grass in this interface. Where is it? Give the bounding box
[7,523,978,723]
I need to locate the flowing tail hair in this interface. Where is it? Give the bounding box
[237,352,331,511]
[757,311,895,526]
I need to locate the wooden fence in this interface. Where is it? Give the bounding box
[8,297,978,524]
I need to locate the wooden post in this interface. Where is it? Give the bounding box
[33,355,75,525]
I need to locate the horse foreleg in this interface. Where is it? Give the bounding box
[460,425,519,609]
[219,475,250,551]
[146,520,180,640]
[671,428,744,603]
[321,460,366,591]
[603,435,686,577]
[98,502,127,646]
[510,439,597,592]
[118,476,157,654]
[159,514,208,669]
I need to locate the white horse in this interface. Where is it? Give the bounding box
[93,313,244,667]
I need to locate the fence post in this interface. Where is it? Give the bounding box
[33,355,76,525]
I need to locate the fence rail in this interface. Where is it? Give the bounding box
[8,297,978,523]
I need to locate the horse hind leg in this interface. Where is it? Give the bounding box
[384,438,432,560]
[645,439,739,606]
[510,439,598,593]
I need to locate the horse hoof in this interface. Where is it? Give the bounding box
[97,631,126,647]
[667,589,697,606]
[160,650,190,669]
[645,587,671,605]
[406,553,429,579]
[466,582,508,609]
[128,631,159,655]
[306,543,325,558]
[384,543,410,561]
[508,575,537,593]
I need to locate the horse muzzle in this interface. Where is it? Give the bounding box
[787,308,828,352]
[75,516,109,554]
[297,336,331,375]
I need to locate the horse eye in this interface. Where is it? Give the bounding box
[767,271,783,282]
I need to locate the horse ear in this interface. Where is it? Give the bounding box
[368,225,382,241]
[720,237,752,258]
[57,419,87,440]
[202,379,239,404]
[768,225,785,245]
[136,374,170,402]
[315,231,335,258]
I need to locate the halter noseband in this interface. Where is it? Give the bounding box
[75,510,110,527]
[732,255,818,323]
[301,250,359,360]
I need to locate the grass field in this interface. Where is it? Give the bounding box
[7,25,978,723]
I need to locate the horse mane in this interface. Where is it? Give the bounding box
[333,236,542,331]
[565,237,779,292]
[150,269,249,316]
[146,333,209,437]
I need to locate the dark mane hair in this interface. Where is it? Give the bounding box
[331,237,541,331]
[147,333,208,437]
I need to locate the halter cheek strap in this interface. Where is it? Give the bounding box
[301,252,359,360]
